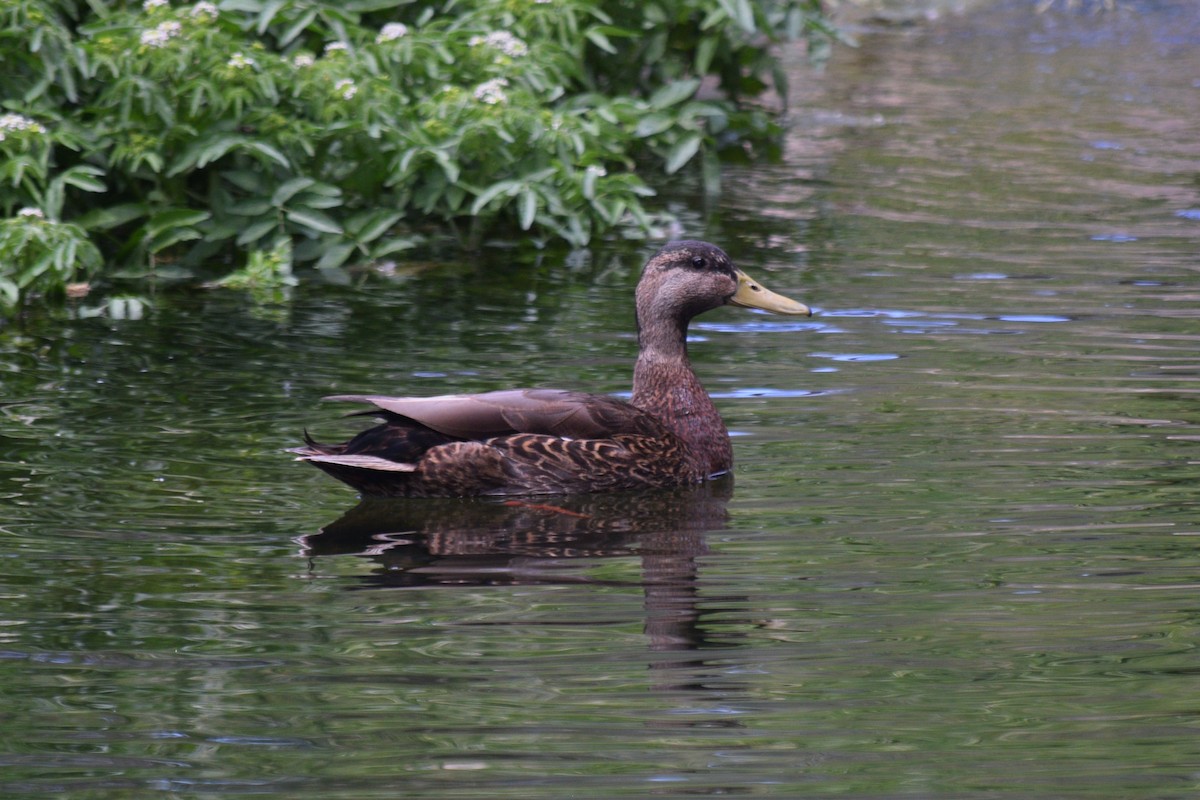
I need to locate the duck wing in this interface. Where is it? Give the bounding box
[292,389,691,496]
[324,388,660,440]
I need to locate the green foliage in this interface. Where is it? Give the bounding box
[0,0,834,305]
[0,208,101,305]
[208,236,298,304]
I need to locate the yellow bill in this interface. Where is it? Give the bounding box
[730,269,811,316]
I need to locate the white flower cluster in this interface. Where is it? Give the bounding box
[17,207,45,219]
[324,41,349,55]
[0,113,45,142]
[473,77,509,105]
[145,1,218,18]
[469,31,528,58]
[228,52,255,70]
[377,23,409,43]
[293,53,315,68]
[334,79,358,100]
[190,1,218,20]
[140,20,182,48]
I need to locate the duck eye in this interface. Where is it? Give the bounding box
[691,256,707,268]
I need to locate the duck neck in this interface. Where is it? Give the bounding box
[631,311,732,476]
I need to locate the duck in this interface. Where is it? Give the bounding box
[291,240,811,497]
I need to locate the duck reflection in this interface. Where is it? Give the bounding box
[299,479,733,661]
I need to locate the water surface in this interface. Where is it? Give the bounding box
[3,2,1200,797]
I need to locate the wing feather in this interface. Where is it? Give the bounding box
[323,389,653,441]
[299,454,417,472]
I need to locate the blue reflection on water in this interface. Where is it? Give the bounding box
[809,353,900,363]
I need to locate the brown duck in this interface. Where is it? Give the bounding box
[292,240,810,497]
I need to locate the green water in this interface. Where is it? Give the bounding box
[3,3,1200,797]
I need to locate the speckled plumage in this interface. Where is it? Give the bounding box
[291,241,810,497]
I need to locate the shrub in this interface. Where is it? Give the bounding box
[0,0,834,305]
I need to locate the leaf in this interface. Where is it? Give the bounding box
[700,4,727,31]
[168,134,240,176]
[396,147,419,175]
[146,209,211,238]
[600,198,626,226]
[293,238,324,264]
[147,226,203,255]
[296,192,343,210]
[470,180,521,215]
[594,105,619,125]
[695,36,718,74]
[278,8,317,46]
[315,243,356,271]
[236,219,280,246]
[60,165,107,193]
[285,208,342,235]
[665,134,703,174]
[343,0,411,11]
[194,135,246,168]
[635,113,675,138]
[54,239,77,274]
[226,198,274,217]
[431,150,460,184]
[304,182,343,198]
[649,79,701,111]
[518,189,538,230]
[348,210,402,244]
[221,170,266,193]
[256,0,288,34]
[76,203,148,231]
[370,237,419,258]
[719,0,757,33]
[271,177,316,208]
[0,277,19,306]
[584,29,617,54]
[202,217,244,242]
[445,184,467,212]
[247,142,291,169]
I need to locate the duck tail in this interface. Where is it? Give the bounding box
[288,429,342,458]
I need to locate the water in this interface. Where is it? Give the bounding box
[3,2,1200,797]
